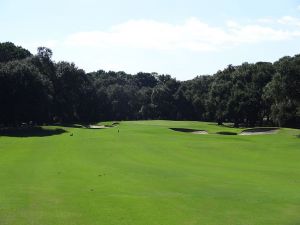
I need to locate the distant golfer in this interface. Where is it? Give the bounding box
[118,129,119,133]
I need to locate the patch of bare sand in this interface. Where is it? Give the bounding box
[191,131,208,134]
[88,125,108,129]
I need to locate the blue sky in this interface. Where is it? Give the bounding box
[1,0,300,80]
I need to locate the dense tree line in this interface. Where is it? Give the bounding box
[0,42,299,127]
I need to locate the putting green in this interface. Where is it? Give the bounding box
[0,121,299,225]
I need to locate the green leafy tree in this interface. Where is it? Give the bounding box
[0,42,32,63]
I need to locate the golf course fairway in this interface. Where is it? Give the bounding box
[0,120,299,225]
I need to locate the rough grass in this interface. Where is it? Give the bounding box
[0,120,299,225]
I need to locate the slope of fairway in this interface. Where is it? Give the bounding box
[0,121,299,225]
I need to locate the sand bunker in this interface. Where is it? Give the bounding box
[170,128,208,134]
[170,127,279,136]
[87,125,108,129]
[87,122,120,129]
[191,131,209,134]
[240,128,279,135]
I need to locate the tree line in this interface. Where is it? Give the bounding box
[0,42,299,127]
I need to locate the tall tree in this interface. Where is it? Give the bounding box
[0,42,32,63]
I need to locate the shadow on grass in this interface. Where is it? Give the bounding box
[208,123,247,129]
[241,128,278,133]
[208,123,235,128]
[216,131,237,135]
[170,128,207,133]
[0,127,67,137]
[55,123,84,128]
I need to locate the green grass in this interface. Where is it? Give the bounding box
[0,120,299,225]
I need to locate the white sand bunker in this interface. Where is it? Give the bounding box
[240,128,279,135]
[87,122,120,129]
[191,131,209,134]
[170,128,208,134]
[87,125,108,129]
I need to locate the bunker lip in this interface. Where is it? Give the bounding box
[170,128,208,134]
[240,127,279,135]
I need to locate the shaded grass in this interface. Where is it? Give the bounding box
[242,127,279,133]
[169,128,207,133]
[216,131,238,135]
[0,126,66,137]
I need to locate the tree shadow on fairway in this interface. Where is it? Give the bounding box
[170,128,208,134]
[0,127,67,137]
[216,131,237,135]
[54,123,84,128]
[208,123,235,128]
[241,128,279,133]
[208,123,247,129]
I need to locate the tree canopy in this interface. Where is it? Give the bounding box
[0,42,299,127]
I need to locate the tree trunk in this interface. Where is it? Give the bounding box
[234,121,239,128]
[217,119,223,125]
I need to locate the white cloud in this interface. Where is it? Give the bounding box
[256,18,275,24]
[298,5,300,10]
[278,16,300,26]
[64,17,300,52]
[226,20,240,28]
[65,18,226,51]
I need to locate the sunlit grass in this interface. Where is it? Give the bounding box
[0,121,299,225]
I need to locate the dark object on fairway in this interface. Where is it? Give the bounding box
[0,127,66,137]
[216,131,237,135]
[58,124,83,128]
[118,129,119,133]
[170,128,208,134]
[90,189,94,191]
[241,128,278,133]
[240,127,279,135]
[70,133,73,136]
